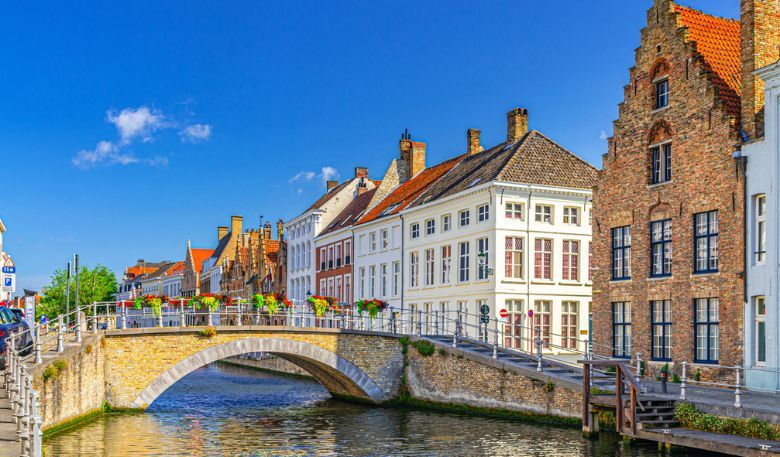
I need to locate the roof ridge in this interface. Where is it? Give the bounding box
[673,4,738,23]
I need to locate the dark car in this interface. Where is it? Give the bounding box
[0,307,33,369]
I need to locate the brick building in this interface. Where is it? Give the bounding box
[221,221,284,298]
[592,0,779,378]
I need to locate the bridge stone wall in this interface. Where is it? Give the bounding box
[405,341,582,419]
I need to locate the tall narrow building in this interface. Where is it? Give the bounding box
[593,0,763,379]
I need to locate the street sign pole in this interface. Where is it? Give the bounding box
[65,262,71,325]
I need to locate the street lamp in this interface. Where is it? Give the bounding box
[477,250,493,277]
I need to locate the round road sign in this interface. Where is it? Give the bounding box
[499,308,508,319]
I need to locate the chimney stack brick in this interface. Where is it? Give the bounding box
[741,0,780,139]
[326,180,339,192]
[399,130,427,180]
[277,219,285,241]
[230,215,243,237]
[507,108,529,143]
[467,128,483,155]
[354,167,368,178]
[217,226,229,241]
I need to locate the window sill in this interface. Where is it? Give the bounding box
[502,279,526,284]
[648,275,672,281]
[647,180,672,189]
[531,279,555,285]
[692,360,720,366]
[559,280,583,286]
[610,278,632,284]
[652,105,670,114]
[691,271,720,278]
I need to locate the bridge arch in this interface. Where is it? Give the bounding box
[130,337,388,408]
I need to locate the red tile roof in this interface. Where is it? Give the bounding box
[264,239,280,265]
[190,248,214,275]
[357,155,464,225]
[166,261,185,276]
[674,5,742,119]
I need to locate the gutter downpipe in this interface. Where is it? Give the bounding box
[526,186,533,350]
[399,214,405,326]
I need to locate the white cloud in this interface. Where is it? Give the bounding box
[320,166,339,185]
[288,170,316,184]
[72,140,168,169]
[296,188,304,196]
[599,130,609,141]
[107,107,165,143]
[180,123,212,143]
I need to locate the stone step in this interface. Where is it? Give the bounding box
[0,422,18,442]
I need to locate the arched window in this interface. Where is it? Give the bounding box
[651,59,670,110]
[648,120,673,184]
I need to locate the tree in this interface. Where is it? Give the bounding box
[37,265,117,318]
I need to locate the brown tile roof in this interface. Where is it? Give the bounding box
[166,261,185,276]
[190,248,214,275]
[674,5,742,119]
[144,262,176,280]
[320,188,378,235]
[264,239,280,264]
[358,155,464,225]
[410,131,597,208]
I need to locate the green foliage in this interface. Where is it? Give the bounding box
[399,336,410,346]
[604,366,616,374]
[694,368,701,382]
[198,326,217,338]
[438,348,446,356]
[410,340,436,357]
[672,373,681,383]
[42,359,68,383]
[544,381,556,392]
[38,264,118,319]
[201,297,219,312]
[639,360,646,377]
[675,402,780,440]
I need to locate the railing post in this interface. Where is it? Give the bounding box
[30,391,42,457]
[492,317,498,359]
[180,299,187,328]
[535,327,543,372]
[680,361,687,401]
[92,302,98,334]
[452,315,460,348]
[33,325,42,364]
[237,301,243,326]
[734,366,742,408]
[16,367,27,436]
[207,310,213,327]
[615,364,623,433]
[56,316,64,352]
[120,304,127,330]
[75,305,82,343]
[635,352,644,392]
[417,310,422,336]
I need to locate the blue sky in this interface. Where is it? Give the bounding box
[1,0,739,292]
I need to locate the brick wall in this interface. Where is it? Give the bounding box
[592,0,745,378]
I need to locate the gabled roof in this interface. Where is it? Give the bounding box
[190,248,214,275]
[674,5,742,119]
[144,262,176,280]
[209,233,232,261]
[264,239,280,264]
[357,155,464,225]
[166,261,185,276]
[320,188,377,235]
[306,181,352,212]
[410,131,597,208]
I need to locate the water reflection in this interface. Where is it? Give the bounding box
[44,363,722,456]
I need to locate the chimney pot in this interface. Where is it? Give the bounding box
[354,167,368,178]
[217,226,229,241]
[327,180,339,191]
[507,107,529,143]
[467,128,483,155]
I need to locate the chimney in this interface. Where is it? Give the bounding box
[326,180,339,192]
[467,128,483,155]
[217,226,229,241]
[507,108,529,143]
[263,222,272,240]
[357,177,369,195]
[354,167,368,178]
[741,0,780,139]
[277,219,285,241]
[399,129,426,178]
[230,215,242,237]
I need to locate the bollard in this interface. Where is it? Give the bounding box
[417,310,422,336]
[734,366,742,408]
[92,302,98,334]
[120,305,127,330]
[452,317,460,348]
[56,316,64,352]
[16,369,27,436]
[237,302,243,326]
[535,328,543,372]
[492,318,498,359]
[207,311,213,327]
[33,326,42,364]
[180,299,187,328]
[680,361,687,401]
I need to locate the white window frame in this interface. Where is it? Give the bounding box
[505,202,524,220]
[459,210,470,228]
[410,223,420,239]
[424,248,435,286]
[563,207,580,225]
[425,219,435,236]
[442,214,452,232]
[755,194,767,264]
[535,204,553,224]
[477,204,490,223]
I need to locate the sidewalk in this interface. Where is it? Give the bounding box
[639,379,780,424]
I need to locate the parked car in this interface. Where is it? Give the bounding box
[0,307,33,369]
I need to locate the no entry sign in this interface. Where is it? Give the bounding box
[499,308,508,319]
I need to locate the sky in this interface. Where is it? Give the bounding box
[0,0,740,293]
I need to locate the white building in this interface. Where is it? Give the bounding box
[352,135,461,312]
[401,109,598,355]
[161,262,184,298]
[743,59,780,391]
[286,168,376,303]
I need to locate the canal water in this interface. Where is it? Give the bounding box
[44,363,722,456]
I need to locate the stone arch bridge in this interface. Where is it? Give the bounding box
[21,325,585,432]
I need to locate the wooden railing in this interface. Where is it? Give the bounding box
[580,359,645,435]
